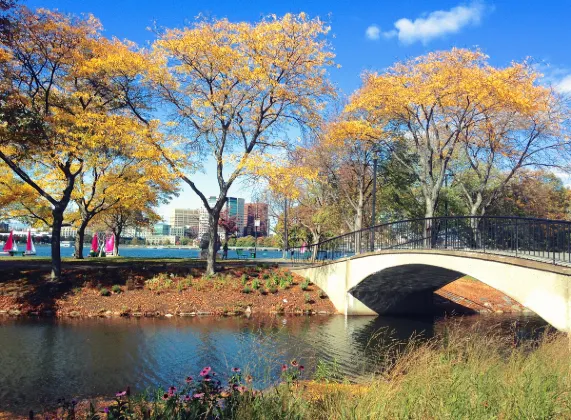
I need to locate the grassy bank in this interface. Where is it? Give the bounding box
[30,322,570,419]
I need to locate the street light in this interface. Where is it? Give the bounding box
[283,198,289,259]
[254,218,260,258]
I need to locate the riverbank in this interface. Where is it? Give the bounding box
[9,321,568,419]
[0,258,533,318]
[0,262,336,317]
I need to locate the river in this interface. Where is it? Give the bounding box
[0,313,548,415]
[6,244,283,259]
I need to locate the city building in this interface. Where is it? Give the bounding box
[198,196,246,239]
[153,222,171,236]
[60,226,77,238]
[123,226,154,239]
[145,234,178,245]
[243,202,269,237]
[170,225,195,238]
[227,197,245,235]
[169,208,200,230]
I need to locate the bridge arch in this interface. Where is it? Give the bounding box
[293,250,571,332]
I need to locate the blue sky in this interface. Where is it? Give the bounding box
[25,0,571,217]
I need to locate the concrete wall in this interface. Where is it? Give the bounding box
[293,250,571,332]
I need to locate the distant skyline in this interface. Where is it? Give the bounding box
[24,0,571,216]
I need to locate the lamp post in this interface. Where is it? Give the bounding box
[444,170,453,249]
[370,152,379,252]
[283,198,289,259]
[254,219,260,258]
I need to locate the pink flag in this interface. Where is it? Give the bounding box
[91,233,98,253]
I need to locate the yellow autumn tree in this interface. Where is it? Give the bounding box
[148,13,335,274]
[91,181,166,256]
[71,148,177,258]
[454,64,568,219]
[344,48,566,222]
[0,7,159,280]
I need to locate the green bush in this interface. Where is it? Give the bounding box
[111,284,122,294]
[300,279,310,291]
[304,293,312,304]
[100,288,111,297]
[241,286,252,294]
[241,274,249,285]
[269,286,278,294]
[318,289,327,299]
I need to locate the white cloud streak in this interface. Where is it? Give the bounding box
[380,2,486,45]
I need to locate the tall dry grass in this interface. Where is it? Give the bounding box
[238,321,571,419]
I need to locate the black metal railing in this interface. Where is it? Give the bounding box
[289,216,571,266]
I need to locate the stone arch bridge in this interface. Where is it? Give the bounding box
[290,216,571,332]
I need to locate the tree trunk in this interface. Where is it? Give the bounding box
[424,205,435,249]
[74,219,89,259]
[51,208,64,281]
[113,228,122,256]
[206,211,221,276]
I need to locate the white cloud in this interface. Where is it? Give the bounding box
[365,25,381,40]
[555,75,571,94]
[382,2,486,45]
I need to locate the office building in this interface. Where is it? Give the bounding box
[243,202,269,237]
[170,208,200,229]
[153,222,171,235]
[198,196,246,238]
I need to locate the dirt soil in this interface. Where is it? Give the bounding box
[435,276,528,314]
[0,262,336,317]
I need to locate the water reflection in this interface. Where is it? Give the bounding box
[0,314,547,414]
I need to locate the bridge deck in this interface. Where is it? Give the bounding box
[289,248,571,273]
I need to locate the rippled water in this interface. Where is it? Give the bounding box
[0,314,548,414]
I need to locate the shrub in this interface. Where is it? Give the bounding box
[300,279,310,291]
[100,288,111,297]
[304,293,312,304]
[262,273,270,280]
[252,279,261,290]
[279,277,291,290]
[111,284,122,294]
[242,286,252,294]
[318,289,327,299]
[269,286,278,294]
[241,274,249,285]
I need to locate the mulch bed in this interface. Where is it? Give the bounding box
[0,263,336,317]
